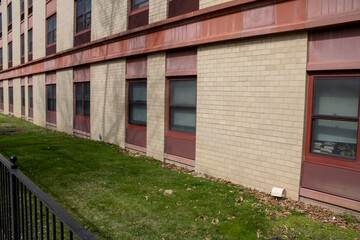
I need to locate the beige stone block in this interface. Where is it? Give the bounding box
[57,69,74,134]
[149,0,167,24]
[57,0,74,51]
[33,0,46,60]
[33,74,46,127]
[3,81,9,114]
[13,78,21,117]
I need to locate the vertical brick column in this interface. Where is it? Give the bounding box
[90,59,126,147]
[146,52,166,160]
[92,0,128,41]
[149,0,167,24]
[57,0,74,51]
[33,0,46,59]
[57,69,74,134]
[13,78,21,117]
[3,3,8,69]
[3,80,9,114]
[196,32,308,200]
[12,0,21,66]
[33,74,46,127]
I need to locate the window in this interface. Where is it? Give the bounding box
[47,85,56,112]
[75,83,90,117]
[0,14,2,38]
[21,34,25,63]
[307,75,360,163]
[7,3,12,32]
[28,0,33,15]
[169,79,196,133]
[9,87,13,113]
[128,81,147,126]
[8,42,12,68]
[75,0,91,33]
[21,86,25,115]
[0,48,3,70]
[21,0,25,21]
[131,0,149,11]
[0,87,3,110]
[28,29,33,61]
[28,85,33,118]
[47,15,56,46]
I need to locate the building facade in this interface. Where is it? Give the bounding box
[0,0,359,214]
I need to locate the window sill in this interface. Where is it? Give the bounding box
[305,153,360,171]
[75,28,91,37]
[167,129,195,140]
[129,5,149,16]
[127,123,146,131]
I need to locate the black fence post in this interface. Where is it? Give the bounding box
[10,156,19,240]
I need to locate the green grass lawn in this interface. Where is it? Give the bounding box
[0,114,359,240]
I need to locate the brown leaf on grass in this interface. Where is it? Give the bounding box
[227,216,236,220]
[211,219,219,224]
[144,196,149,200]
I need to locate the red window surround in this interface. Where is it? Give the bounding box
[74,0,91,46]
[21,34,25,64]
[168,0,199,18]
[28,0,33,16]
[8,80,13,113]
[28,76,33,118]
[46,14,56,56]
[73,66,90,134]
[8,41,12,68]
[46,72,56,124]
[0,82,3,111]
[21,77,25,116]
[128,0,149,30]
[7,2,12,32]
[28,29,33,61]
[20,0,25,22]
[305,72,360,171]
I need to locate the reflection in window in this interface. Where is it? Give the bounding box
[76,0,91,33]
[128,81,146,125]
[75,82,90,117]
[131,0,149,11]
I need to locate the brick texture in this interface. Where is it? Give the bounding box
[13,78,21,117]
[33,74,46,127]
[149,0,167,24]
[200,0,233,9]
[57,0,74,51]
[12,0,21,66]
[92,0,128,41]
[2,3,8,69]
[147,52,166,160]
[33,0,46,60]
[196,32,308,200]
[90,59,126,147]
[3,81,9,114]
[57,69,73,134]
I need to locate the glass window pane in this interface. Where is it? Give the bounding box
[29,86,33,108]
[47,86,52,99]
[130,105,146,124]
[84,100,90,116]
[85,12,91,29]
[130,82,146,102]
[170,108,196,132]
[84,83,90,100]
[47,99,52,111]
[76,85,82,101]
[76,101,83,115]
[170,80,196,106]
[76,17,84,32]
[314,78,360,117]
[312,119,357,159]
[53,86,56,99]
[76,0,83,17]
[85,0,91,13]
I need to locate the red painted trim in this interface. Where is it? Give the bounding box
[300,188,360,212]
[129,4,149,16]
[126,79,147,130]
[165,153,195,167]
[125,143,146,153]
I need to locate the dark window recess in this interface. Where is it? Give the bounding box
[131,0,149,11]
[46,85,56,124]
[21,86,25,115]
[169,79,196,133]
[46,15,56,56]
[128,9,149,30]
[75,0,91,33]
[168,0,199,18]
[310,77,360,160]
[9,87,13,113]
[21,34,25,64]
[8,42,12,68]
[74,82,90,133]
[74,30,90,47]
[0,88,3,110]
[28,0,33,15]
[128,81,147,126]
[28,85,33,118]
[28,29,33,61]
[21,0,25,21]
[7,3,12,32]
[0,48,3,70]
[0,14,2,38]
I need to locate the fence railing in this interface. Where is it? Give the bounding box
[0,154,98,240]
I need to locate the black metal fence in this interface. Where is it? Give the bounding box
[0,154,98,240]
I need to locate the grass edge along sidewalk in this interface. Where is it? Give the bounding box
[0,114,359,240]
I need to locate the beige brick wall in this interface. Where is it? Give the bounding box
[57,69,73,134]
[91,0,128,41]
[147,52,166,160]
[2,2,8,69]
[200,0,233,9]
[196,32,308,200]
[149,0,167,24]
[13,78,21,117]
[90,59,126,147]
[3,81,9,114]
[57,0,74,51]
[12,0,21,67]
[33,74,46,127]
[33,0,46,59]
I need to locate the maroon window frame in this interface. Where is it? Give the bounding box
[305,72,360,171]
[0,13,2,38]
[74,82,90,133]
[74,0,91,46]
[0,87,3,111]
[21,0,25,22]
[8,42,12,68]
[130,0,149,12]
[21,86,25,116]
[28,29,33,61]
[21,34,25,64]
[46,14,56,55]
[28,0,33,16]
[167,77,196,140]
[46,84,56,124]
[168,0,199,18]
[9,87,13,113]
[7,3,12,32]
[28,84,33,118]
[0,48,3,70]
[127,80,147,127]
[128,0,149,30]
